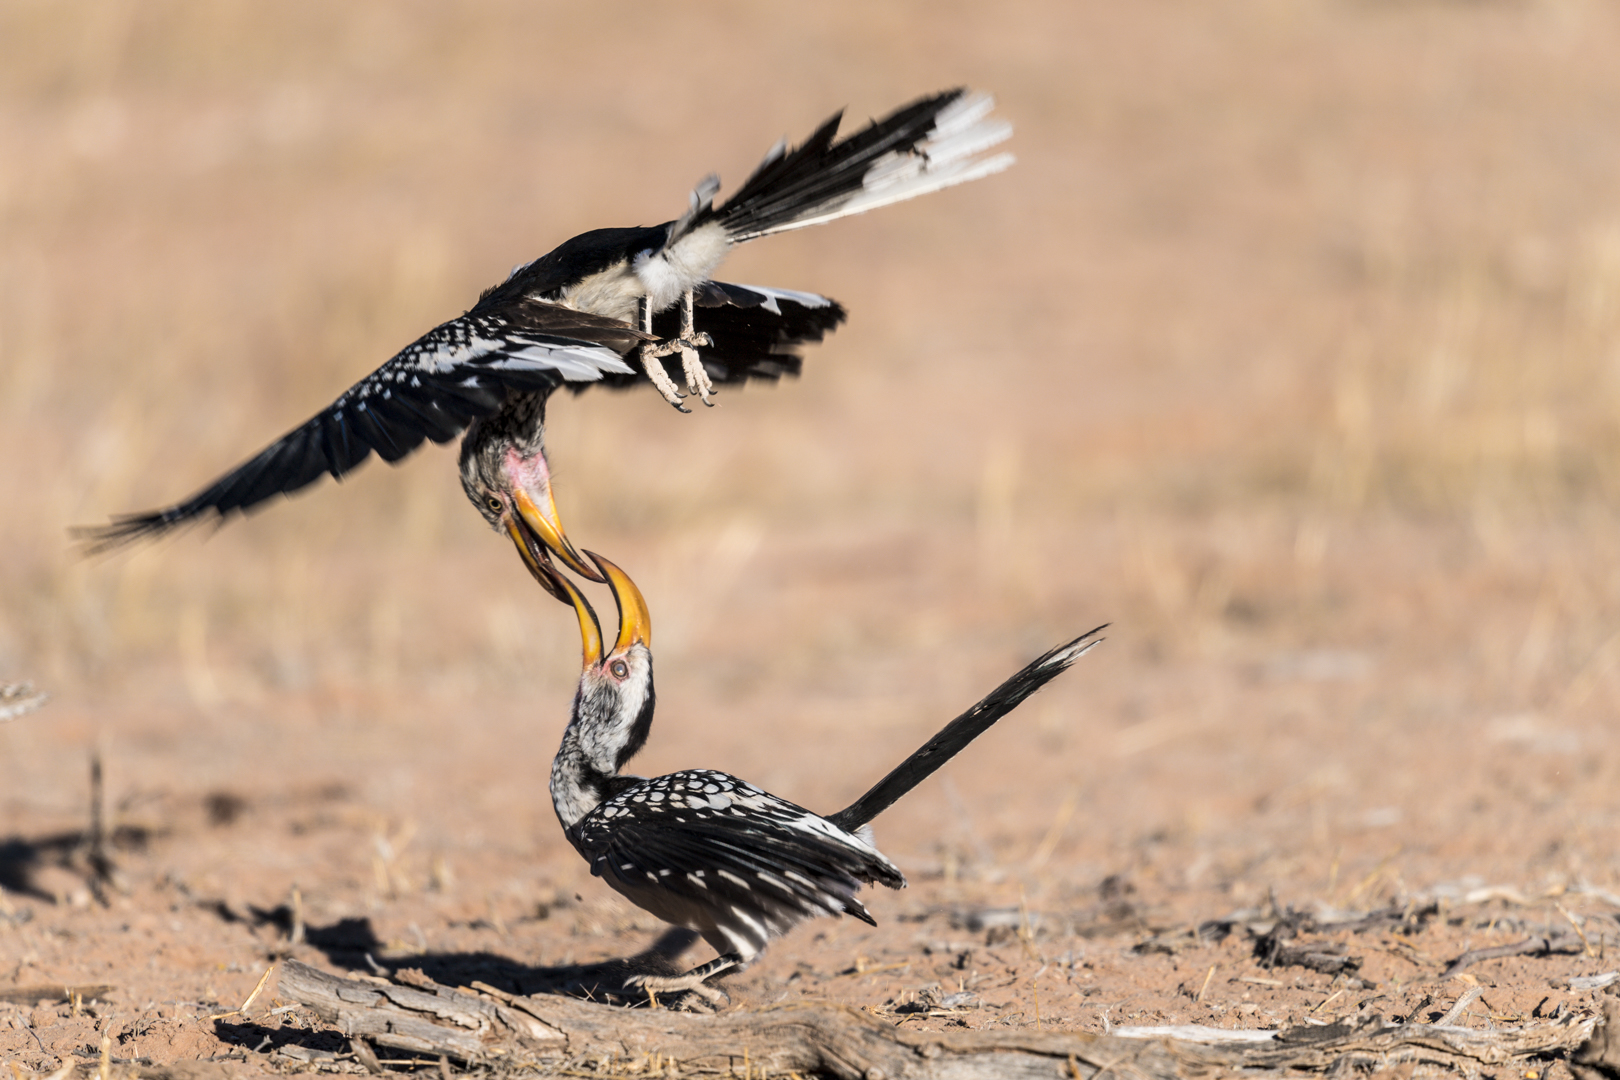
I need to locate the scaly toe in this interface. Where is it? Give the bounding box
[679,347,715,407]
[671,987,725,1012]
[639,346,691,412]
[624,973,729,1010]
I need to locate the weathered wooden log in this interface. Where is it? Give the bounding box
[276,960,1600,1078]
[278,960,1208,1077]
[276,962,563,1062]
[1241,1009,1598,1071]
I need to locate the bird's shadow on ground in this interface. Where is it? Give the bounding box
[216,914,710,1063]
[301,913,701,1000]
[0,831,79,900]
[0,825,154,903]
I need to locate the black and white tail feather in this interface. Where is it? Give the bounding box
[829,626,1105,832]
[623,90,1012,291]
[712,89,1013,243]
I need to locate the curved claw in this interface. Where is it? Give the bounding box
[639,343,692,412]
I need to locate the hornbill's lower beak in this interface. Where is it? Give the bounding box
[529,551,651,669]
[506,486,603,597]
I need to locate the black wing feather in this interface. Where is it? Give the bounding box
[75,304,642,553]
[588,281,846,393]
[573,770,901,957]
[348,399,415,463]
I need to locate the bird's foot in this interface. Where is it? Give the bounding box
[624,971,729,1011]
[679,332,715,406]
[672,286,716,406]
[624,951,740,1010]
[638,341,691,413]
[640,333,715,409]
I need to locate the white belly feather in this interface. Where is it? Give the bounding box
[634,221,730,311]
[556,221,730,324]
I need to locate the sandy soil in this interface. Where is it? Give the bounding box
[6,2,1620,1074]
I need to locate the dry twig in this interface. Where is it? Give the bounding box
[1442,934,1585,978]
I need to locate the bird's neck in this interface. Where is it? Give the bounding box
[549,675,656,831]
[549,725,618,833]
[468,393,547,462]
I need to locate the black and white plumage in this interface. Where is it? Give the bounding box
[538,553,1101,1006]
[76,89,1013,591]
[575,769,903,972]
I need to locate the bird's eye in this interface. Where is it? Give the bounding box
[486,495,503,513]
[610,660,629,679]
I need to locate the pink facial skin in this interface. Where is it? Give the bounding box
[504,446,553,503]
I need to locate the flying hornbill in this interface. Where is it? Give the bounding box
[76,90,1014,595]
[537,553,1103,1006]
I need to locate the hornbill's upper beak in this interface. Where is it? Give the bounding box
[530,551,651,669]
[505,485,604,600]
[591,552,652,655]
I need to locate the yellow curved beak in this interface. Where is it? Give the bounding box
[588,552,651,653]
[511,486,603,583]
[506,518,564,603]
[530,557,604,669]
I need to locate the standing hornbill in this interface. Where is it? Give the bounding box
[76,90,1014,594]
[537,552,1103,1006]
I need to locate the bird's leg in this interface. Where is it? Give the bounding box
[674,289,715,407]
[637,296,691,413]
[637,292,716,410]
[624,951,740,1010]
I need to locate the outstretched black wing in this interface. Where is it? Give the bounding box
[76,301,644,553]
[575,770,903,959]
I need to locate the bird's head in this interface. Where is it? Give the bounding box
[459,415,603,599]
[536,551,655,773]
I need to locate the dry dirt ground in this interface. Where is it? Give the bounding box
[7,2,1620,1075]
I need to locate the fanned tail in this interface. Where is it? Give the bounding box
[713,88,1013,244]
[826,626,1105,833]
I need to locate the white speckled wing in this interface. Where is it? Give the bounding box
[78,301,637,550]
[571,770,904,960]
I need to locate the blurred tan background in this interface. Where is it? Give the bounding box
[5,0,1620,904]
